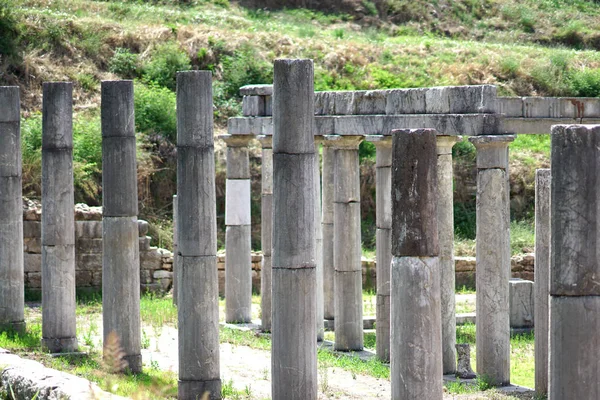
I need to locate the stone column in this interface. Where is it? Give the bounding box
[534,168,550,396]
[468,134,515,387]
[222,134,253,324]
[271,59,317,400]
[172,194,178,306]
[327,134,363,352]
[390,128,442,400]
[176,71,221,399]
[314,137,324,341]
[436,135,460,374]
[550,125,600,400]
[41,82,78,353]
[321,141,335,323]
[365,135,392,362]
[257,135,273,332]
[101,80,141,373]
[0,86,25,333]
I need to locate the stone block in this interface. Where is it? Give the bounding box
[76,270,93,286]
[24,238,41,254]
[74,203,102,221]
[497,97,523,117]
[265,95,272,116]
[23,253,41,272]
[242,95,265,116]
[509,278,534,328]
[153,270,173,279]
[140,249,163,271]
[28,272,41,288]
[75,238,103,254]
[76,253,102,271]
[139,236,151,251]
[386,88,427,114]
[162,262,173,271]
[352,90,387,114]
[138,220,149,237]
[426,85,497,114]
[23,221,41,238]
[140,269,152,284]
[91,271,102,287]
[523,97,560,118]
[75,221,102,239]
[239,84,273,96]
[314,92,336,115]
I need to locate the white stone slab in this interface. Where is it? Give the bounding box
[225,179,251,226]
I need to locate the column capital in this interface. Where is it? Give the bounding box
[314,135,325,145]
[323,135,362,149]
[220,134,254,147]
[469,134,515,169]
[436,135,461,156]
[365,135,392,149]
[256,135,272,149]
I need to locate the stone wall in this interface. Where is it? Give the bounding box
[22,199,173,294]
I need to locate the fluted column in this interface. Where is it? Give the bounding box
[222,134,253,324]
[101,80,141,373]
[365,135,391,362]
[176,71,221,399]
[469,134,515,386]
[172,194,178,306]
[314,137,324,341]
[257,135,273,332]
[327,134,363,352]
[41,82,78,353]
[321,141,335,322]
[436,135,460,374]
[0,86,25,334]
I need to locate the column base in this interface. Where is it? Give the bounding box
[123,354,143,374]
[0,321,26,335]
[41,337,78,353]
[178,379,222,400]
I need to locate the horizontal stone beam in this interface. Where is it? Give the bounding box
[498,97,600,118]
[503,118,600,134]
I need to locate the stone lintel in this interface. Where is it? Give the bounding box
[323,135,362,149]
[469,135,515,170]
[365,135,392,148]
[239,84,273,96]
[219,134,254,147]
[256,135,272,148]
[436,135,461,155]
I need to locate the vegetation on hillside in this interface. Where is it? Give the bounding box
[0,0,596,252]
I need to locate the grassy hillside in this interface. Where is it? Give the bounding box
[0,0,596,252]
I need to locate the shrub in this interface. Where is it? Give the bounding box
[221,43,272,98]
[109,48,140,79]
[0,0,20,57]
[143,43,191,90]
[134,82,177,143]
[570,68,600,97]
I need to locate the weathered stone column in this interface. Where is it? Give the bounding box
[271,59,317,400]
[176,71,221,399]
[321,141,335,322]
[534,168,550,396]
[101,80,141,373]
[390,128,442,400]
[365,135,391,362]
[0,86,25,334]
[436,135,460,374]
[172,194,178,306]
[222,134,253,324]
[468,134,515,386]
[327,134,363,351]
[314,137,324,341]
[41,82,78,353]
[550,125,600,400]
[257,135,273,332]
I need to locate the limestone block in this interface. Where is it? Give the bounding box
[226,143,250,179]
[75,238,103,254]
[314,92,336,115]
[225,179,251,226]
[76,270,93,286]
[76,253,102,271]
[28,272,41,288]
[386,88,427,114]
[75,221,102,239]
[333,91,355,115]
[0,129,22,178]
[523,97,560,118]
[242,95,264,116]
[92,271,102,287]
[265,95,272,116]
[74,203,102,221]
[352,90,387,114]
[138,236,151,251]
[23,221,41,238]
[509,279,534,328]
[498,97,523,117]
[140,269,152,284]
[550,296,600,399]
[24,253,41,272]
[426,85,497,114]
[162,262,173,272]
[153,270,173,279]
[239,84,273,96]
[24,237,41,254]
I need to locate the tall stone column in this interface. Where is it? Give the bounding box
[314,137,324,341]
[550,125,600,400]
[176,71,221,399]
[0,86,25,333]
[534,168,550,396]
[172,194,178,306]
[321,141,335,322]
[468,134,515,386]
[365,135,392,362]
[257,135,273,332]
[436,135,460,374]
[271,59,317,400]
[327,134,363,352]
[41,82,78,353]
[390,128,442,400]
[222,134,253,324]
[101,80,141,373]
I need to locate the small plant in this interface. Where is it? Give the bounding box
[141,329,150,349]
[134,81,177,143]
[109,48,140,79]
[476,374,494,391]
[332,28,345,39]
[82,320,99,350]
[103,331,128,373]
[362,0,378,16]
[143,42,191,90]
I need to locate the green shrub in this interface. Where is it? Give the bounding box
[213,80,242,124]
[221,43,272,98]
[134,82,177,142]
[143,43,191,90]
[362,0,378,16]
[0,0,20,57]
[570,68,600,97]
[109,48,140,79]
